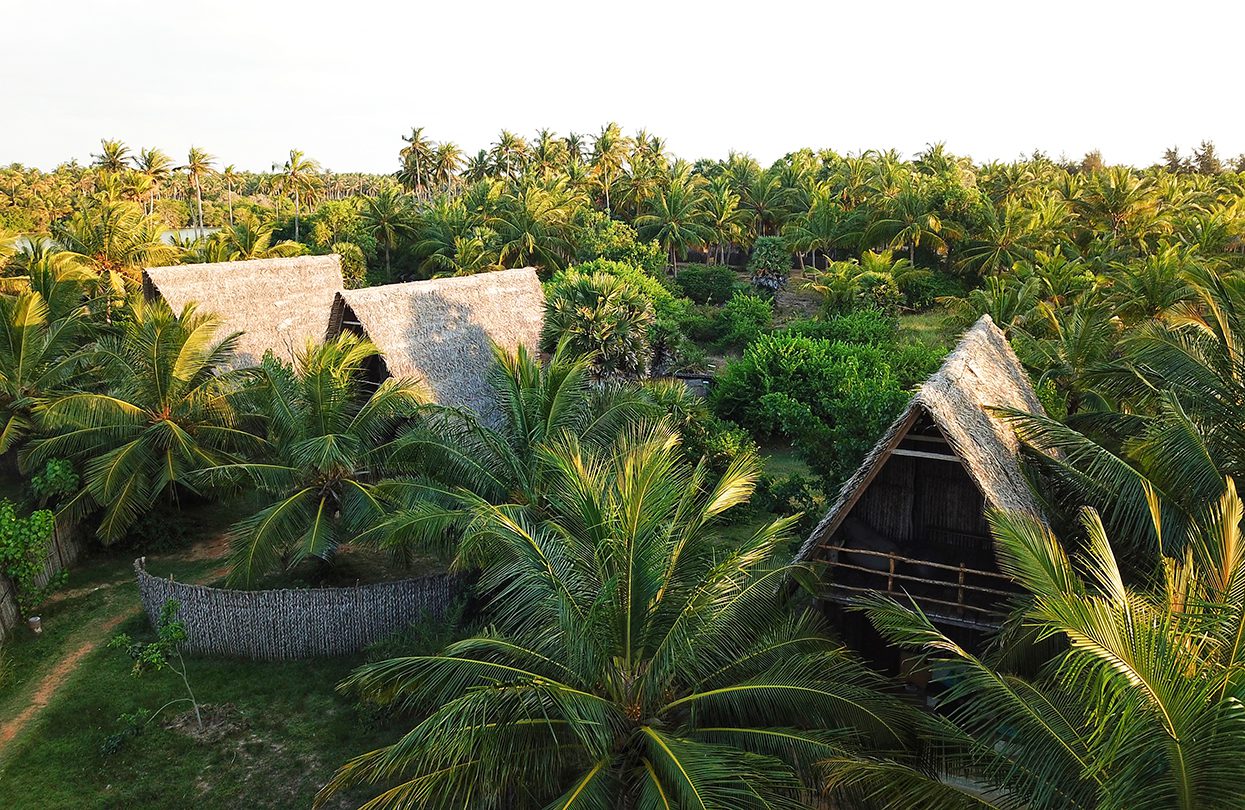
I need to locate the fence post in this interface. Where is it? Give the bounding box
[887,555,896,593]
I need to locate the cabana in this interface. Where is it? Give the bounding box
[326,267,545,424]
[794,315,1047,630]
[142,255,344,369]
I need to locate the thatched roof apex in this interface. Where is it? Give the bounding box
[142,254,343,369]
[329,267,544,423]
[794,315,1047,563]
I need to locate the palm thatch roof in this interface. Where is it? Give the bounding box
[142,255,344,369]
[328,267,544,423]
[794,314,1047,563]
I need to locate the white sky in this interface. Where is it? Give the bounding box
[4,0,1242,173]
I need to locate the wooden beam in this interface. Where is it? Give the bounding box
[903,434,949,444]
[890,448,963,463]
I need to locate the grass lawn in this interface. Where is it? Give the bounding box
[0,608,400,808]
[899,308,957,347]
[0,499,429,809]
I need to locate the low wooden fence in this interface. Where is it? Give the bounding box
[0,516,87,642]
[133,559,461,659]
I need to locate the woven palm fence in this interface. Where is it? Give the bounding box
[133,559,460,659]
[0,516,87,641]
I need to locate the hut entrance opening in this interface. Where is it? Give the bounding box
[820,409,1019,630]
[336,302,389,391]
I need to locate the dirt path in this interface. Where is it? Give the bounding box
[0,537,233,757]
[0,611,128,750]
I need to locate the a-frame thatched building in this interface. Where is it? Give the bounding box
[795,315,1046,631]
[142,255,344,369]
[326,267,545,424]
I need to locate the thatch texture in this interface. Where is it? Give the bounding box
[795,314,1046,563]
[329,267,544,423]
[142,255,344,369]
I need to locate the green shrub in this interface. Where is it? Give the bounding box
[901,270,968,309]
[332,242,370,288]
[542,270,655,379]
[574,212,665,275]
[747,236,791,293]
[675,265,738,304]
[30,458,79,506]
[783,309,899,346]
[762,473,830,537]
[886,341,946,389]
[679,304,723,344]
[718,293,773,348]
[712,333,910,482]
[0,501,60,614]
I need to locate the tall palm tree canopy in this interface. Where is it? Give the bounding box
[319,425,906,809]
[25,297,259,541]
[200,334,429,584]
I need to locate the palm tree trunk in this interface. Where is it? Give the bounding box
[195,182,204,238]
[294,192,300,242]
[227,186,233,226]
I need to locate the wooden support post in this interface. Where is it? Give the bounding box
[957,564,967,616]
[887,556,896,593]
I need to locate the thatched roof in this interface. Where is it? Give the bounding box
[328,267,544,423]
[794,314,1047,563]
[143,255,344,369]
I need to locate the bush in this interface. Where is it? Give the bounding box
[542,270,655,379]
[783,309,899,346]
[675,265,738,304]
[712,333,910,482]
[886,341,946,389]
[747,236,791,293]
[901,270,968,310]
[761,473,830,538]
[574,212,665,275]
[0,501,60,614]
[718,293,773,348]
[332,242,369,288]
[682,414,758,475]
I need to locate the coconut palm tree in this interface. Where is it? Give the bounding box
[182,147,215,237]
[318,423,907,810]
[135,147,173,216]
[51,195,177,300]
[832,481,1245,810]
[703,178,749,265]
[282,149,322,243]
[635,167,712,270]
[399,127,436,192]
[590,122,630,215]
[863,183,952,265]
[221,164,239,226]
[361,185,415,275]
[0,273,94,455]
[90,139,132,173]
[198,335,428,584]
[376,343,662,537]
[194,213,304,262]
[24,297,260,541]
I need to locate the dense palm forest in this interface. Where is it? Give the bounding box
[3,128,1245,808]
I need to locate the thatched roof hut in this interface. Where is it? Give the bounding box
[142,255,344,369]
[795,315,1046,628]
[327,267,544,423]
